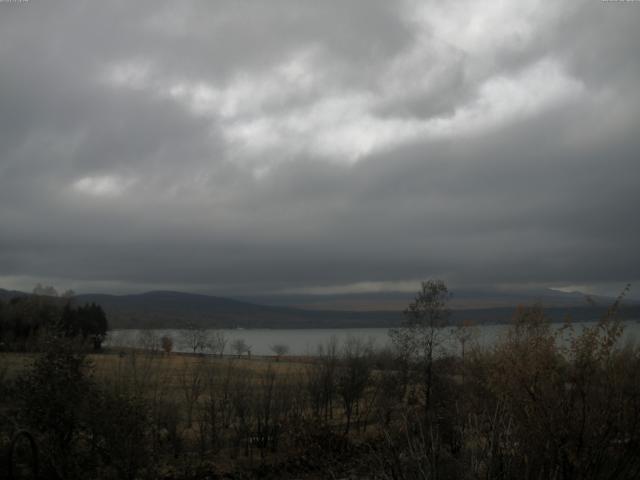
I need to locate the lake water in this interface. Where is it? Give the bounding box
[106,320,640,357]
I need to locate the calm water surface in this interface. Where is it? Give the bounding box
[107,321,640,356]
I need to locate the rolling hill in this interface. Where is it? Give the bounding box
[2,287,638,329]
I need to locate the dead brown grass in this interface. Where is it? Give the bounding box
[0,349,312,392]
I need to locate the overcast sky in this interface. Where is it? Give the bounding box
[0,0,639,298]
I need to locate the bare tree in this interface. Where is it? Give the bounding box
[137,330,160,353]
[337,337,373,434]
[270,343,289,361]
[229,369,254,458]
[231,338,249,358]
[208,330,228,357]
[389,280,451,413]
[161,335,173,355]
[179,358,205,428]
[453,319,478,385]
[307,337,339,423]
[254,366,276,456]
[181,322,210,354]
[199,358,233,454]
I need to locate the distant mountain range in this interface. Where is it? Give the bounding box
[238,288,621,311]
[2,287,638,329]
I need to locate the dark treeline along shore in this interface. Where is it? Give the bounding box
[2,281,640,479]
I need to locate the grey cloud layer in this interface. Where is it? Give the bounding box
[0,0,638,295]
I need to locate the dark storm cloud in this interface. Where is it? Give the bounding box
[0,0,639,296]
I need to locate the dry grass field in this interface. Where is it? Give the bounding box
[1,349,309,381]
